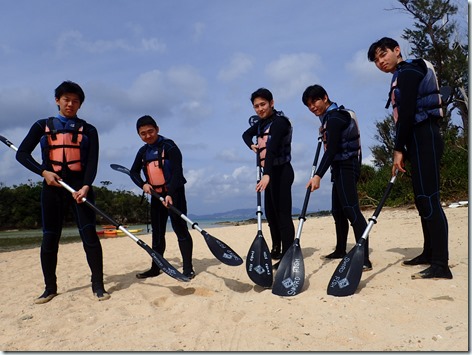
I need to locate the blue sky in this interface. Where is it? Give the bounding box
[0,0,467,215]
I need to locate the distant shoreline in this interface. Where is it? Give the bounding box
[214,210,332,227]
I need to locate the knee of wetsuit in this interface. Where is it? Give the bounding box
[415,195,434,220]
[331,208,343,221]
[341,206,358,224]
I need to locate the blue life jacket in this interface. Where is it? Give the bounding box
[386,59,443,124]
[40,116,88,172]
[321,105,361,162]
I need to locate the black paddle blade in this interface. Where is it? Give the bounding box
[202,231,243,266]
[110,163,131,176]
[272,240,305,296]
[326,242,365,297]
[246,231,273,288]
[137,240,190,282]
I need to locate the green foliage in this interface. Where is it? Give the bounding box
[0,184,150,231]
[358,164,414,208]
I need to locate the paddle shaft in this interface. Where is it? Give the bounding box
[256,151,263,231]
[294,136,323,240]
[244,141,273,288]
[358,172,397,243]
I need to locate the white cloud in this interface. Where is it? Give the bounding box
[54,30,166,55]
[192,22,206,43]
[265,53,322,100]
[218,53,254,82]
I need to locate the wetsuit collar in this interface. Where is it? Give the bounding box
[319,102,339,123]
[148,135,164,148]
[56,114,78,124]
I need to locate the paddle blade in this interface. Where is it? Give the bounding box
[272,240,305,296]
[110,163,131,176]
[202,231,243,266]
[246,231,273,288]
[137,240,190,282]
[326,242,365,296]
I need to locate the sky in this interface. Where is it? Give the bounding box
[0,0,468,216]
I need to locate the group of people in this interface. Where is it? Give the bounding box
[242,37,452,279]
[14,36,452,305]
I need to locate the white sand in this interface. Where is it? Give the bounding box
[0,206,468,351]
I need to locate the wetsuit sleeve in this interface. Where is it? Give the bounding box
[394,63,425,151]
[165,140,186,196]
[315,112,350,178]
[129,146,147,189]
[242,124,258,148]
[262,117,290,177]
[82,123,99,186]
[16,120,47,176]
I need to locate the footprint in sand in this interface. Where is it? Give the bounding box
[151,287,214,307]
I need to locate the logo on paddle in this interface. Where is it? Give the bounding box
[279,276,301,295]
[222,252,240,261]
[337,277,350,289]
[254,265,266,274]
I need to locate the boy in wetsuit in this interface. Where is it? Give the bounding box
[242,88,295,268]
[16,81,109,303]
[302,84,371,271]
[367,37,451,279]
[129,115,195,279]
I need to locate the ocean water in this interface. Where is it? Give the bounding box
[0,218,247,253]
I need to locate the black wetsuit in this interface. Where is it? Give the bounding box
[242,112,295,256]
[16,115,104,293]
[315,104,369,260]
[393,60,449,267]
[130,136,193,274]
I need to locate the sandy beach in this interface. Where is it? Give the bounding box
[0,205,468,352]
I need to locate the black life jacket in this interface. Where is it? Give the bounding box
[386,59,443,124]
[257,111,292,167]
[321,105,361,162]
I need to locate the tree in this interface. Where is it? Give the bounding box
[370,115,396,168]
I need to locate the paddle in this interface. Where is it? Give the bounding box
[272,136,323,296]
[245,115,273,288]
[326,171,398,297]
[0,134,190,283]
[110,163,243,266]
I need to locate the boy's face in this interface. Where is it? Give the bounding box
[138,124,159,145]
[55,93,82,118]
[252,97,274,120]
[372,46,402,74]
[305,95,329,117]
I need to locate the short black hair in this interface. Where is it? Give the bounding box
[250,88,273,104]
[136,115,158,132]
[55,81,85,104]
[367,37,401,62]
[301,84,329,106]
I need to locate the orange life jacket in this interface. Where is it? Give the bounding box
[41,117,85,172]
[145,150,167,193]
